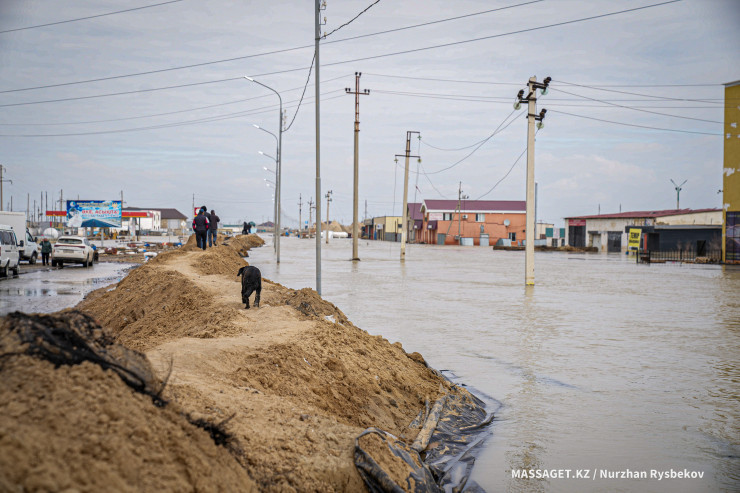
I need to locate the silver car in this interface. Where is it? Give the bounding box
[52,236,95,268]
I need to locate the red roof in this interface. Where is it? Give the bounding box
[408,203,424,221]
[565,208,720,220]
[423,199,525,212]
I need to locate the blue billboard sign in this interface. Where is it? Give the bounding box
[66,200,122,228]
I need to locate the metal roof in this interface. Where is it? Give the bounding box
[124,207,187,220]
[565,208,720,220]
[422,199,525,213]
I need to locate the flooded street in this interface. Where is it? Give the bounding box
[0,262,136,315]
[250,236,739,492]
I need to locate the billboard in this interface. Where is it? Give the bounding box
[66,200,122,228]
[628,228,642,250]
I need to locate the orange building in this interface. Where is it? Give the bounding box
[416,199,526,246]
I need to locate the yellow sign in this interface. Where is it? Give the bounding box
[628,228,642,249]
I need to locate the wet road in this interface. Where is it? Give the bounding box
[0,262,136,315]
[250,235,740,493]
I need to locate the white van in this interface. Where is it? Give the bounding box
[0,224,20,277]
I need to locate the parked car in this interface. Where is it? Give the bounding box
[0,224,21,277]
[52,235,95,268]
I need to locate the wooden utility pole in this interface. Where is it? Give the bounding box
[396,131,420,261]
[325,190,332,244]
[345,72,370,260]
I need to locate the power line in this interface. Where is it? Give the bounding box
[323,0,381,38]
[0,76,244,108]
[284,52,316,132]
[0,92,346,137]
[0,0,185,34]
[0,1,539,95]
[423,111,522,175]
[1,1,678,97]
[552,79,721,103]
[366,72,720,88]
[0,74,350,127]
[476,147,528,200]
[549,109,723,136]
[549,87,723,124]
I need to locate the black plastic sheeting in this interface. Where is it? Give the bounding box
[355,376,494,493]
[0,310,166,403]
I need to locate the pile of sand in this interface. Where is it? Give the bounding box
[1,232,473,492]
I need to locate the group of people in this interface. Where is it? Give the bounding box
[192,206,220,251]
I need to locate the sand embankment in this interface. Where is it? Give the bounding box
[1,234,471,491]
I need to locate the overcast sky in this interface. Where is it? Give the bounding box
[1,0,738,227]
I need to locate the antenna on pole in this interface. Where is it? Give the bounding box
[670,179,687,210]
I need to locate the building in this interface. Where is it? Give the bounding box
[122,207,188,234]
[418,199,526,246]
[564,209,722,253]
[406,203,423,243]
[723,80,740,263]
[371,216,402,241]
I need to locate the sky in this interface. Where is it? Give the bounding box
[0,0,738,227]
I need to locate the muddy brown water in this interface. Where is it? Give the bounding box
[250,235,739,493]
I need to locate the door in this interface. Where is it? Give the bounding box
[607,232,622,252]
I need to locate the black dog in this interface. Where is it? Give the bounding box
[237,266,261,309]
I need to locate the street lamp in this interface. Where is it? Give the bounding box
[259,150,278,251]
[245,76,283,263]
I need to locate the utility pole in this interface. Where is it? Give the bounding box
[298,193,303,237]
[0,165,12,211]
[325,190,332,244]
[345,72,370,261]
[515,76,550,286]
[308,197,314,235]
[396,131,421,261]
[458,182,463,241]
[670,179,687,210]
[314,0,326,295]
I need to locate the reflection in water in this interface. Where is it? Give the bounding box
[0,263,136,315]
[250,237,740,493]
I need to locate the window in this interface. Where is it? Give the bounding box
[508,232,516,241]
[443,213,453,221]
[476,213,485,222]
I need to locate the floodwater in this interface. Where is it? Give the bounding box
[0,262,136,315]
[250,235,740,493]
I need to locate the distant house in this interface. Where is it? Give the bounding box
[564,208,722,253]
[418,199,526,246]
[123,207,187,234]
[370,216,402,241]
[406,203,424,243]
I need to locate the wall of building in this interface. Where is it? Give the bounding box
[657,211,722,225]
[421,212,526,245]
[724,82,740,263]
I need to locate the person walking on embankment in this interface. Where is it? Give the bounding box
[192,209,209,251]
[208,209,220,247]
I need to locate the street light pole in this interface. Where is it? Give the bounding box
[245,77,283,263]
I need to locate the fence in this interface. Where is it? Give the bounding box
[636,248,722,264]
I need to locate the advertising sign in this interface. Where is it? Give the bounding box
[628,228,642,250]
[428,212,443,221]
[66,200,122,228]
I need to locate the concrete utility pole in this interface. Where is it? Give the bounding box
[298,194,302,236]
[308,197,314,235]
[515,76,550,286]
[0,165,12,211]
[671,179,687,209]
[396,131,421,261]
[325,190,332,244]
[345,72,370,261]
[314,0,326,295]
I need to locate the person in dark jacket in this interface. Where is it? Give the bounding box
[192,209,209,250]
[208,209,220,246]
[40,238,52,266]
